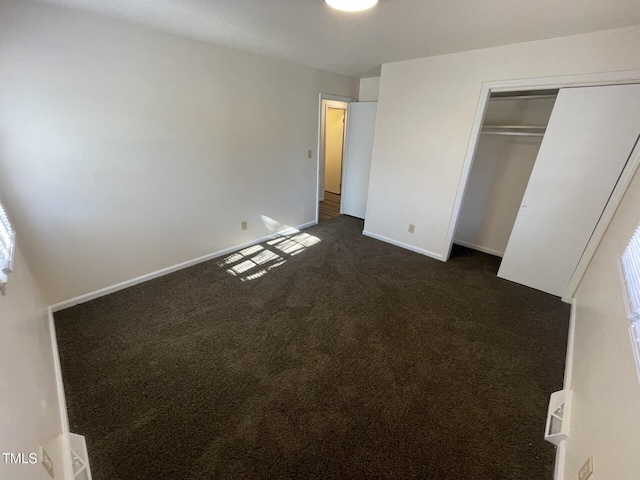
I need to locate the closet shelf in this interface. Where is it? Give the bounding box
[482,125,546,137]
[489,94,558,101]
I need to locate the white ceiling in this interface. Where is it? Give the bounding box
[35,0,640,78]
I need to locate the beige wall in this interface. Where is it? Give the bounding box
[568,169,640,479]
[366,25,640,258]
[359,77,380,102]
[324,108,346,194]
[0,245,66,479]
[0,0,359,303]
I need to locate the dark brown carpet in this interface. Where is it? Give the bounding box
[54,216,569,480]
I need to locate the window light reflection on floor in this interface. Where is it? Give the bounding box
[239,244,263,256]
[216,217,321,282]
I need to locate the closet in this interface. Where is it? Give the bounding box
[455,84,640,297]
[455,90,558,257]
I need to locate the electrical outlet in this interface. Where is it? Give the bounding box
[40,447,54,478]
[408,224,415,234]
[578,456,593,480]
[241,221,248,231]
[307,149,313,159]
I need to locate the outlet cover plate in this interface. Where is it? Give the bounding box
[578,456,593,480]
[40,447,54,478]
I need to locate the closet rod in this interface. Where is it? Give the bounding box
[481,131,545,137]
[490,94,557,101]
[483,125,546,130]
[482,125,546,137]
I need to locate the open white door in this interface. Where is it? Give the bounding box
[341,102,377,219]
[498,84,640,296]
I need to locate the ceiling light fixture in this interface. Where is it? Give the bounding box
[325,0,379,12]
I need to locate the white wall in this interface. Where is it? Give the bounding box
[359,77,380,102]
[365,25,640,259]
[0,0,359,304]
[566,168,640,479]
[454,136,539,256]
[454,97,555,256]
[0,245,66,479]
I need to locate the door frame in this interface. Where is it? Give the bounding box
[316,93,354,223]
[444,69,640,301]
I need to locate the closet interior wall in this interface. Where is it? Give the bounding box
[454,92,558,257]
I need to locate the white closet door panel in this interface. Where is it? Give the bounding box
[498,84,640,296]
[342,102,377,219]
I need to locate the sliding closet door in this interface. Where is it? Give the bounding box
[341,102,377,219]
[498,84,640,296]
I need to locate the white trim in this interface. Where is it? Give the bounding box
[47,308,76,478]
[453,240,504,257]
[563,299,577,391]
[445,69,640,263]
[48,307,70,434]
[49,307,91,480]
[562,135,640,301]
[444,82,491,260]
[339,106,349,214]
[363,229,444,260]
[551,298,577,480]
[320,101,349,199]
[50,220,317,312]
[318,93,355,103]
[554,440,567,480]
[340,103,351,216]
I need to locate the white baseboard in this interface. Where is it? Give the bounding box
[46,219,319,477]
[553,298,577,480]
[362,230,444,261]
[453,240,504,257]
[554,440,567,480]
[286,220,317,233]
[47,307,70,434]
[564,299,577,391]
[49,220,317,312]
[46,308,75,479]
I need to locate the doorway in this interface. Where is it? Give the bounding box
[453,90,558,258]
[319,99,348,222]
